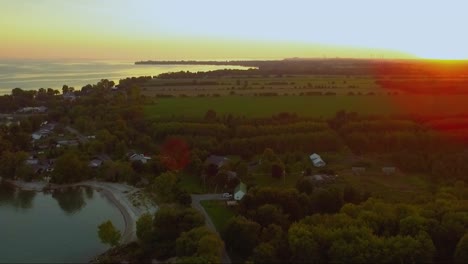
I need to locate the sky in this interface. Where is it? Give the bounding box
[1,0,467,60]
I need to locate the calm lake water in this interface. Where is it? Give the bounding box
[0,182,125,263]
[0,60,250,94]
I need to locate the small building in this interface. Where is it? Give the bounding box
[204,155,229,168]
[129,153,151,164]
[226,171,238,181]
[382,167,397,175]
[309,153,326,167]
[234,182,247,201]
[352,167,367,175]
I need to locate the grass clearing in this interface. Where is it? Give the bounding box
[200,200,236,232]
[178,173,206,194]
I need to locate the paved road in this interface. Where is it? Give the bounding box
[191,194,231,264]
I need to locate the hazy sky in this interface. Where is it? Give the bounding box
[1,0,467,60]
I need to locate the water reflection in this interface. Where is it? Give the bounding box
[15,189,36,209]
[85,186,94,199]
[52,187,87,215]
[0,181,36,209]
[0,181,16,205]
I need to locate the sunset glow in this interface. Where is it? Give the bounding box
[2,0,467,60]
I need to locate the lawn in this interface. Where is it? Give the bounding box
[178,173,206,194]
[144,95,468,119]
[200,200,236,232]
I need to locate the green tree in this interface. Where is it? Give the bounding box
[251,243,278,264]
[223,216,261,258]
[151,172,178,202]
[98,220,121,247]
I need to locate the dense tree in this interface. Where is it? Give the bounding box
[152,206,204,258]
[222,216,261,258]
[176,226,223,262]
[136,213,153,245]
[52,151,89,183]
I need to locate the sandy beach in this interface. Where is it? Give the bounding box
[4,179,158,244]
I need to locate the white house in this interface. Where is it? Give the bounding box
[309,153,326,167]
[234,182,247,201]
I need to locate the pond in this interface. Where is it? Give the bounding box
[0,182,125,263]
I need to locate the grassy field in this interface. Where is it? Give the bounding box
[144,95,468,119]
[200,200,236,232]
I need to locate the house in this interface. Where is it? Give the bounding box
[89,159,103,168]
[382,167,397,175]
[63,92,77,101]
[31,122,56,141]
[128,153,151,164]
[309,153,326,167]
[88,154,111,168]
[56,139,79,147]
[305,174,338,184]
[352,167,366,175]
[234,182,247,201]
[25,157,39,165]
[18,106,47,114]
[204,155,229,168]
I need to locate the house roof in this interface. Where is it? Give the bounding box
[309,153,321,160]
[235,182,247,194]
[205,155,229,168]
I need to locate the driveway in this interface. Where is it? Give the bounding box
[191,194,231,264]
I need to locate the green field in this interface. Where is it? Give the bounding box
[200,200,236,232]
[145,95,398,118]
[144,95,468,119]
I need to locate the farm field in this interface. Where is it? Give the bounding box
[144,95,468,119]
[141,75,382,97]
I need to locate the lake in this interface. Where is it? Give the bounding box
[0,182,125,263]
[0,60,250,94]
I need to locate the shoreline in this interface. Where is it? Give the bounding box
[3,179,158,244]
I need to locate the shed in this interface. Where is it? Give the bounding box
[309,153,326,167]
[234,182,247,201]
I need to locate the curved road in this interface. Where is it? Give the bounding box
[191,194,232,264]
